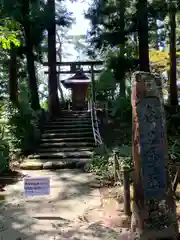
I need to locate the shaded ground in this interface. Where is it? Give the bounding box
[0,169,131,239]
[2,168,180,239]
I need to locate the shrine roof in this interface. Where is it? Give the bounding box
[61,69,91,87]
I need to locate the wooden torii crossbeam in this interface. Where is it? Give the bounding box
[43,61,104,74]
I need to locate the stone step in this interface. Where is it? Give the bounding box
[42,131,93,139]
[48,121,92,127]
[38,147,93,153]
[44,123,92,129]
[61,111,90,114]
[50,119,91,123]
[28,151,92,159]
[40,137,94,143]
[61,114,90,118]
[62,110,89,114]
[17,158,90,170]
[39,142,94,148]
[43,127,92,133]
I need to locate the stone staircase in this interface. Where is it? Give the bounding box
[19,111,95,170]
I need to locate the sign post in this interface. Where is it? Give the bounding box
[131,71,178,239]
[24,177,50,197]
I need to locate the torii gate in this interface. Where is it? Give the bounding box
[43,61,103,110]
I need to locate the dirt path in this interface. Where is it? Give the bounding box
[0,169,131,240]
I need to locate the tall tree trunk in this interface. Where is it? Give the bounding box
[167,70,171,104]
[47,0,60,116]
[9,44,18,106]
[25,40,41,110]
[169,5,178,106]
[134,32,139,57]
[120,78,126,96]
[57,70,64,102]
[22,0,40,110]
[137,0,150,72]
[56,39,65,102]
[155,19,159,50]
[119,0,126,97]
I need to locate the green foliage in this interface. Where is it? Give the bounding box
[98,70,115,89]
[89,144,132,183]
[40,100,48,109]
[5,103,38,153]
[169,140,180,161]
[0,18,20,49]
[90,147,110,177]
[106,50,138,81]
[110,94,132,123]
[99,69,115,85]
[95,69,116,101]
[0,123,9,174]
[0,26,20,49]
[0,81,43,155]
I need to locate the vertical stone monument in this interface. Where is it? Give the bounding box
[131,71,178,239]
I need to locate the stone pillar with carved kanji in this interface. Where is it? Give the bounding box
[131,71,178,239]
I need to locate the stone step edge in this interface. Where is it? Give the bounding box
[43,128,92,132]
[37,147,93,152]
[13,159,90,170]
[42,131,93,135]
[48,118,91,121]
[41,133,93,137]
[39,143,94,147]
[58,116,90,118]
[44,121,92,124]
[43,127,92,131]
[47,122,91,125]
[28,153,92,159]
[44,124,92,127]
[40,138,94,142]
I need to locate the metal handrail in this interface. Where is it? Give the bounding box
[89,100,103,146]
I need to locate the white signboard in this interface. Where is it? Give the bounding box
[24,177,50,197]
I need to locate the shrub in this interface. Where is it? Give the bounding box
[0,123,9,174]
[89,145,132,184]
[1,82,48,156]
[110,95,132,123]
